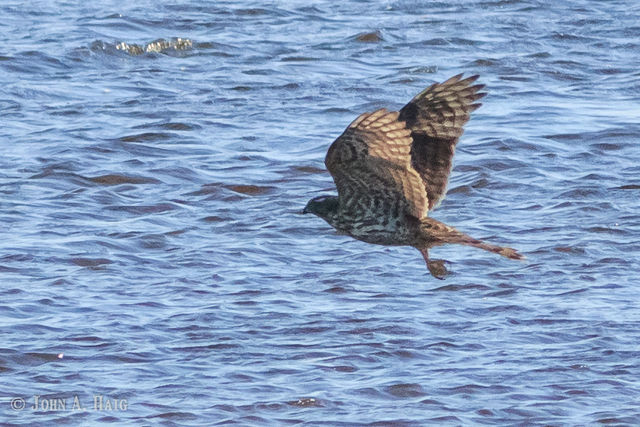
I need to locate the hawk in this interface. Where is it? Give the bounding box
[303,74,524,279]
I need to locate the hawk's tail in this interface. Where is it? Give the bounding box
[459,236,525,260]
[420,217,525,260]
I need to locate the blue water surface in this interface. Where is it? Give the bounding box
[1,0,639,425]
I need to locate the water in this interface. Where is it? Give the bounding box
[1,0,639,425]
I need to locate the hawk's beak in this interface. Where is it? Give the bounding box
[301,207,308,214]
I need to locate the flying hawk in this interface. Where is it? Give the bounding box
[303,74,524,279]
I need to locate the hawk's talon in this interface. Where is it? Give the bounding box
[427,259,450,280]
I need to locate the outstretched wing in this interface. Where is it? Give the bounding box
[399,74,486,211]
[325,109,428,219]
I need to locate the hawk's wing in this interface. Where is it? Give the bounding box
[325,109,428,220]
[399,74,486,211]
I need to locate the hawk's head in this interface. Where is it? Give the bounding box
[303,195,339,222]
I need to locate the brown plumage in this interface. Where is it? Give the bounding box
[303,74,524,279]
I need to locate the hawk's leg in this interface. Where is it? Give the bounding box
[419,248,450,280]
